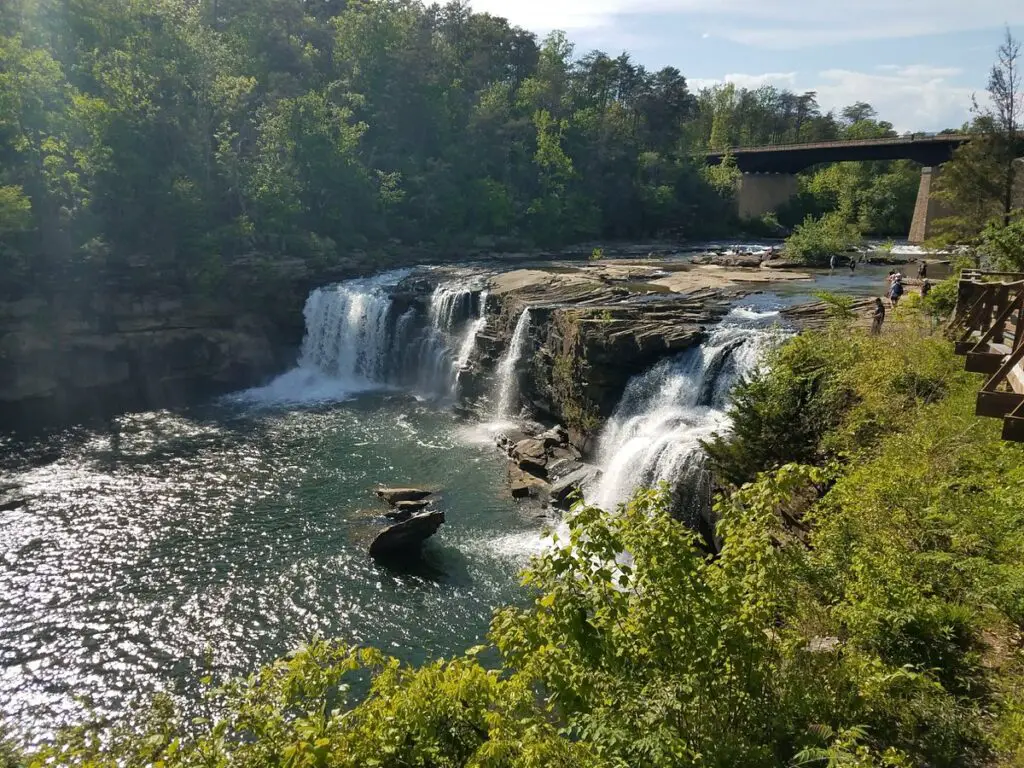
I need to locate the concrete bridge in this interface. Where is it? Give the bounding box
[705,134,971,242]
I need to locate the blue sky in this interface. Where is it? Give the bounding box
[470,0,1024,132]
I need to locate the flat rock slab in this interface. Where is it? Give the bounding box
[369,511,445,559]
[376,487,433,505]
[394,499,429,512]
[512,438,546,462]
[551,465,602,509]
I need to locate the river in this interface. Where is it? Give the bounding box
[0,257,902,741]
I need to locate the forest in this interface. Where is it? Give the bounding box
[1,0,922,296]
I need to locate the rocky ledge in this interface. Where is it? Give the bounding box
[456,259,812,448]
[496,423,601,510]
[369,487,445,561]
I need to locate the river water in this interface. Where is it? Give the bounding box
[0,398,545,742]
[0,261,897,741]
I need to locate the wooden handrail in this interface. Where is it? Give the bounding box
[984,341,1024,391]
[972,292,1024,350]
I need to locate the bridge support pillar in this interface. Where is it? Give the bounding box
[908,166,954,244]
[736,173,799,220]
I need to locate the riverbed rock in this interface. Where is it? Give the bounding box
[538,425,569,448]
[511,438,547,462]
[376,487,433,505]
[550,465,602,509]
[508,465,550,500]
[0,493,27,512]
[369,511,445,559]
[394,499,429,513]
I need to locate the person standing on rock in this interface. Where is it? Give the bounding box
[918,260,928,280]
[871,298,886,335]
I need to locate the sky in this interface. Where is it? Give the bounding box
[468,0,1024,133]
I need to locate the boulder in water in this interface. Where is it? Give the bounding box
[511,438,546,462]
[394,499,429,513]
[538,425,569,448]
[509,465,550,500]
[0,491,27,512]
[376,487,433,505]
[551,465,601,509]
[370,511,445,560]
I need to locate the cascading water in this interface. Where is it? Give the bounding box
[455,291,489,372]
[245,271,486,403]
[588,308,782,521]
[492,309,532,419]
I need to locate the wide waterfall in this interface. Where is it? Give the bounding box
[588,308,781,520]
[249,271,485,403]
[492,309,532,419]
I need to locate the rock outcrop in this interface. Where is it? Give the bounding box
[369,511,446,559]
[376,487,434,505]
[498,421,600,508]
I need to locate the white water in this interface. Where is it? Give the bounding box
[493,309,532,419]
[241,272,487,404]
[588,309,781,516]
[455,290,489,372]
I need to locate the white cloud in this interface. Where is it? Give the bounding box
[691,65,975,132]
[468,0,1023,47]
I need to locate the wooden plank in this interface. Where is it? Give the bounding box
[977,390,1024,418]
[966,351,1009,374]
[1002,401,1024,443]
[983,342,1024,391]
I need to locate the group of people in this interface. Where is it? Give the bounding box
[871,260,932,335]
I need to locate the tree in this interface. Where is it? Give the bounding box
[976,27,1021,224]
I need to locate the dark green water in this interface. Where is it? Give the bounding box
[0,395,539,741]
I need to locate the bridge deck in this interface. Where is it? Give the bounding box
[952,272,1024,442]
[705,134,970,173]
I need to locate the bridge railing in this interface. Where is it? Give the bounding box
[953,271,1024,441]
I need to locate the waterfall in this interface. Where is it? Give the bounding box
[588,308,781,519]
[244,271,486,404]
[455,290,489,372]
[297,271,403,386]
[493,309,532,419]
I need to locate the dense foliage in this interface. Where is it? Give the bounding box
[17,308,1024,767]
[1,0,923,296]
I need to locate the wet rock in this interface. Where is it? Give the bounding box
[394,499,429,513]
[496,428,533,454]
[376,487,433,505]
[538,425,569,448]
[0,493,27,512]
[550,465,602,509]
[385,509,414,522]
[512,438,546,462]
[369,511,445,560]
[508,465,550,500]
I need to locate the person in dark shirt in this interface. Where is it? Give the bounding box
[918,260,928,280]
[921,279,932,299]
[871,298,886,334]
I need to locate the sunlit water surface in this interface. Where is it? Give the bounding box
[0,397,542,741]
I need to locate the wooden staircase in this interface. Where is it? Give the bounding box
[952,271,1024,442]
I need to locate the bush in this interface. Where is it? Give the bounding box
[784,212,864,265]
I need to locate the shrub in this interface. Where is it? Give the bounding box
[784,212,864,265]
